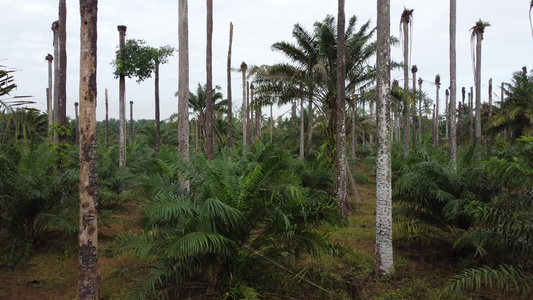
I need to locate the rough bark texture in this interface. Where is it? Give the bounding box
[488,78,492,120]
[105,88,109,148]
[469,87,474,143]
[155,62,161,154]
[75,102,79,144]
[46,54,54,137]
[411,66,417,149]
[58,0,67,143]
[307,94,313,155]
[418,78,423,148]
[227,22,233,151]
[375,0,394,277]
[117,25,127,168]
[205,0,214,160]
[445,89,449,141]
[300,97,305,160]
[449,0,457,169]
[178,0,190,189]
[434,76,441,150]
[52,21,60,143]
[78,0,99,298]
[336,0,348,217]
[241,61,247,153]
[475,32,482,140]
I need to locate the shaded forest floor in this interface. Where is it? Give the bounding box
[0,165,518,300]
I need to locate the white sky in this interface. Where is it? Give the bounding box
[1,1,531,121]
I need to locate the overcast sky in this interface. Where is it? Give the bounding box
[1,1,531,121]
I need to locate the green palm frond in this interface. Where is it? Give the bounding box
[166,232,237,259]
[439,265,533,300]
[144,193,193,225]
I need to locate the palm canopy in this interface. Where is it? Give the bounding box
[491,68,533,139]
[186,82,226,119]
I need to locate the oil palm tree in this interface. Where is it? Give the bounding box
[178,0,190,189]
[449,0,458,169]
[205,0,214,160]
[57,0,67,144]
[471,19,490,140]
[400,7,414,157]
[117,25,127,168]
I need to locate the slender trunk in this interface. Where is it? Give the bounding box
[449,0,457,168]
[475,33,482,140]
[434,79,440,150]
[299,96,305,160]
[105,88,109,148]
[74,102,79,144]
[402,20,410,157]
[78,0,98,298]
[445,89,449,142]
[336,0,348,217]
[155,62,161,154]
[52,21,60,143]
[117,25,127,168]
[469,87,474,144]
[241,62,247,153]
[46,54,54,138]
[418,78,423,148]
[375,0,393,277]
[58,0,67,143]
[130,101,134,145]
[205,0,214,160]
[457,102,462,147]
[270,101,273,143]
[250,83,255,142]
[411,66,417,150]
[247,81,251,142]
[178,0,190,189]
[195,119,199,152]
[307,89,314,154]
[227,22,233,152]
[488,78,492,120]
[432,104,436,148]
[351,99,356,161]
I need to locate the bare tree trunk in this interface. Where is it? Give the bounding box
[336,0,349,217]
[270,101,273,143]
[375,0,393,277]
[178,0,190,189]
[205,0,214,160]
[449,0,457,169]
[402,20,410,157]
[241,62,247,153]
[300,96,305,160]
[469,87,474,144]
[46,54,54,138]
[130,101,134,145]
[117,25,127,168]
[411,66,417,149]
[475,32,482,140]
[247,81,252,142]
[457,102,462,147]
[432,104,436,148]
[105,88,109,148]
[445,89,449,142]
[250,83,256,142]
[74,102,79,145]
[58,0,67,143]
[488,78,492,120]
[434,76,441,150]
[227,22,233,152]
[52,21,59,143]
[155,62,161,154]
[418,78,423,148]
[307,93,314,154]
[351,97,356,161]
[78,0,98,298]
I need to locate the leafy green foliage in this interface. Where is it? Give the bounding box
[107,144,342,299]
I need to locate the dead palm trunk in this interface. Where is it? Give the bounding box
[376,0,394,277]
[130,101,134,144]
[155,61,161,154]
[78,0,98,297]
[46,54,53,137]
[418,77,423,147]
[445,88,449,142]
[52,21,59,143]
[241,61,247,152]
[472,20,489,141]
[227,22,233,152]
[247,81,252,142]
[105,88,109,148]
[250,83,256,142]
[469,87,474,143]
[401,8,413,158]
[488,78,492,120]
[307,91,314,155]
[300,95,305,160]
[117,25,127,168]
[434,75,441,150]
[411,65,418,149]
[205,0,214,160]
[336,0,349,217]
[270,99,273,143]
[74,102,79,144]
[178,0,190,189]
[449,0,457,169]
[58,0,67,143]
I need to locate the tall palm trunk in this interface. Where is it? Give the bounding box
[307,89,314,155]
[375,0,394,277]
[270,100,273,143]
[105,88,109,148]
[488,78,492,120]
[117,25,127,168]
[401,8,413,157]
[300,96,305,160]
[411,65,417,149]
[336,0,348,217]
[155,61,161,154]
[434,75,441,150]
[445,89,449,142]
[178,0,190,189]
[472,20,489,141]
[74,102,79,144]
[241,61,247,152]
[46,54,53,137]
[52,21,59,143]
[78,0,98,297]
[58,0,67,143]
[227,22,233,152]
[469,87,474,143]
[418,77,423,147]
[250,83,255,142]
[130,101,134,144]
[449,0,457,169]
[205,0,214,160]
[247,81,251,141]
